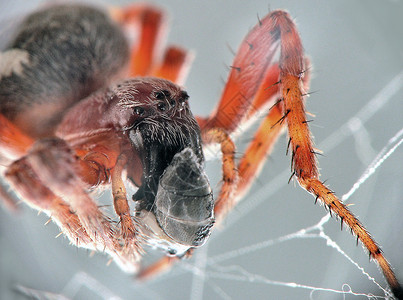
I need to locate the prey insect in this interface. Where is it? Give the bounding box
[0,3,401,298]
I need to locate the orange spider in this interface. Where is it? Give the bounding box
[0,3,401,298]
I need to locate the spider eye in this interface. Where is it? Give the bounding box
[134,107,145,116]
[155,90,170,100]
[155,91,164,100]
[181,91,189,101]
[157,102,167,111]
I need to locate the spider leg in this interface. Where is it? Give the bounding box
[30,138,143,272]
[111,154,142,270]
[0,113,34,211]
[113,4,166,77]
[271,11,402,297]
[198,10,401,297]
[113,4,192,84]
[202,128,238,224]
[5,157,93,248]
[7,138,125,255]
[5,134,144,271]
[6,153,139,271]
[137,248,195,281]
[197,13,283,133]
[149,46,193,85]
[137,256,180,280]
[196,10,305,219]
[0,113,33,161]
[235,103,284,199]
[234,61,311,201]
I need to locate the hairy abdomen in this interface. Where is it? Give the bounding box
[0,4,129,138]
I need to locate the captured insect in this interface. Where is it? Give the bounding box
[0,2,401,299]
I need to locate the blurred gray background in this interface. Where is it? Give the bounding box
[0,0,402,299]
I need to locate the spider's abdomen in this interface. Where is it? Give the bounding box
[0,4,129,137]
[155,148,215,247]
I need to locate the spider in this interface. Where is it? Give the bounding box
[0,3,401,299]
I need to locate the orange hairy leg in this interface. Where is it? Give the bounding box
[0,121,95,247]
[235,103,284,199]
[272,11,402,297]
[111,154,141,262]
[199,10,402,297]
[282,71,402,296]
[114,4,165,76]
[0,114,33,159]
[201,128,238,223]
[0,116,113,247]
[150,46,193,85]
[111,155,135,241]
[5,158,93,248]
[113,4,192,84]
[3,137,143,271]
[138,256,179,280]
[25,140,117,250]
[235,59,311,198]
[0,114,34,210]
[198,14,282,132]
[197,10,301,216]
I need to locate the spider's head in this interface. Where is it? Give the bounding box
[116,78,214,254]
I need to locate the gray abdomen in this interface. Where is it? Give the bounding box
[0,4,129,137]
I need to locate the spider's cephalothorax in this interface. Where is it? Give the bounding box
[56,76,214,254]
[0,3,401,298]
